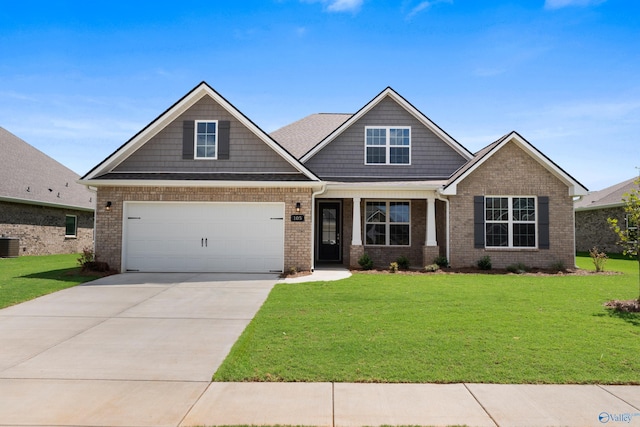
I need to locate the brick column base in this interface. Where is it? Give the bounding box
[423,246,440,268]
[349,245,365,269]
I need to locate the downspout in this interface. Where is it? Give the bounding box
[310,183,327,272]
[572,195,584,268]
[435,189,450,264]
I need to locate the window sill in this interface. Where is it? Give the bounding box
[484,247,538,251]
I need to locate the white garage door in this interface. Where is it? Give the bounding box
[123,202,285,273]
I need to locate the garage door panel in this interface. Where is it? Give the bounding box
[123,202,285,273]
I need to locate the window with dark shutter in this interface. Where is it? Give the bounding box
[538,196,550,249]
[182,120,195,159]
[474,196,485,248]
[218,120,230,160]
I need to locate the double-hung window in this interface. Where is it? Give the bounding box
[626,214,638,243]
[195,120,218,159]
[365,201,410,246]
[365,126,410,165]
[65,215,77,238]
[485,196,536,248]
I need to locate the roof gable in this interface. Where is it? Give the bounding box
[271,113,352,159]
[300,87,473,163]
[441,131,588,197]
[82,82,318,182]
[0,127,95,211]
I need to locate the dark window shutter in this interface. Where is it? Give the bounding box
[538,196,550,249]
[182,120,195,159]
[474,196,485,248]
[218,120,230,160]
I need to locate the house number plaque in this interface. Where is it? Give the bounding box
[291,214,305,222]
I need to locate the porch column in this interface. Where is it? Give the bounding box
[426,195,437,246]
[352,197,362,245]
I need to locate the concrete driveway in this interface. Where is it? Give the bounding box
[0,272,278,427]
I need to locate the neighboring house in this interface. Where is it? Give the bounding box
[0,127,95,256]
[80,82,587,273]
[574,177,638,253]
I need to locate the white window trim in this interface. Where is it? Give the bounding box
[485,196,537,249]
[364,126,411,166]
[65,215,78,238]
[364,200,411,246]
[194,120,218,160]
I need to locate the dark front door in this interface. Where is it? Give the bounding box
[318,202,341,262]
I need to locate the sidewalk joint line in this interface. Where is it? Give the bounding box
[463,383,500,427]
[597,384,640,411]
[332,382,336,427]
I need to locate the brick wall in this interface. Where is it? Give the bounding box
[0,201,94,256]
[575,207,625,253]
[449,142,576,269]
[96,186,313,272]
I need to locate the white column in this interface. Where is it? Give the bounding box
[426,195,437,247]
[352,197,362,245]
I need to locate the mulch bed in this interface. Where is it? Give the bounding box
[605,299,640,313]
[352,267,622,276]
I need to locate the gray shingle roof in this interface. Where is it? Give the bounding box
[0,127,95,211]
[270,113,352,159]
[574,176,638,210]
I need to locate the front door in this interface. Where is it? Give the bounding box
[317,201,341,262]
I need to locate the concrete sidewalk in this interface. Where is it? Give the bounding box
[181,382,640,427]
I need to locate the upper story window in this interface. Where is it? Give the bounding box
[485,196,536,248]
[195,120,218,159]
[365,126,411,165]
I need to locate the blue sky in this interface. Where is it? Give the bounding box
[1,0,638,190]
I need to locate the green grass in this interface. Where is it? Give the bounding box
[0,254,97,309]
[214,255,640,384]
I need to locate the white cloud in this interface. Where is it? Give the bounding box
[304,0,363,13]
[406,0,452,20]
[544,0,606,10]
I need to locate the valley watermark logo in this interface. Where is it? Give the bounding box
[599,411,640,424]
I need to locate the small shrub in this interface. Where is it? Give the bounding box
[506,262,529,274]
[289,266,298,275]
[389,262,399,273]
[589,247,608,272]
[433,256,449,268]
[477,255,492,270]
[424,263,439,272]
[396,255,410,270]
[77,247,95,267]
[550,260,566,272]
[358,253,374,270]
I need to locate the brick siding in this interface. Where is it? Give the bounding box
[575,207,625,253]
[96,186,313,272]
[0,201,94,256]
[448,142,576,269]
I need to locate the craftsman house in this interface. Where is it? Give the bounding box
[1,127,95,256]
[80,82,587,272]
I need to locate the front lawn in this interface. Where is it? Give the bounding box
[0,254,97,309]
[214,255,640,384]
